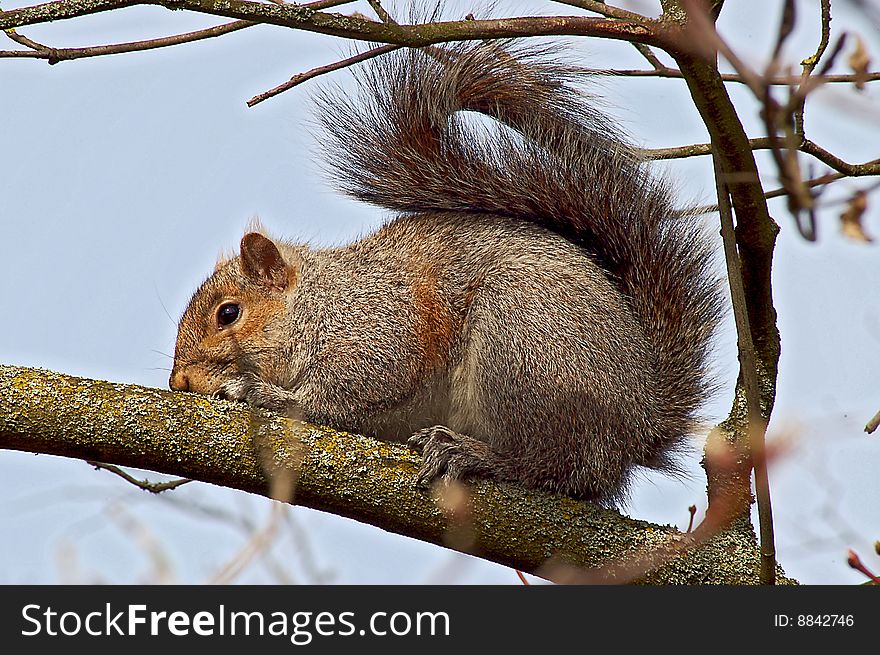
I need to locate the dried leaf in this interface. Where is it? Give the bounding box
[847,36,871,91]
[840,190,872,242]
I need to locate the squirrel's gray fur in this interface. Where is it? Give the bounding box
[170,42,722,504]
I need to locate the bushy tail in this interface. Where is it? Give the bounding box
[316,42,722,464]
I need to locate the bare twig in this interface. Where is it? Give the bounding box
[0,0,359,63]
[594,66,880,85]
[690,169,872,216]
[156,493,325,583]
[769,0,796,63]
[792,0,832,137]
[86,460,192,493]
[631,42,666,70]
[4,27,45,50]
[542,432,787,585]
[367,0,394,25]
[247,44,401,106]
[550,0,649,23]
[800,143,880,177]
[760,2,816,239]
[643,138,880,177]
[679,0,767,97]
[2,21,253,63]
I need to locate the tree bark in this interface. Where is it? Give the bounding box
[0,364,794,584]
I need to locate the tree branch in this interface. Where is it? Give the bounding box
[668,1,781,585]
[643,138,880,177]
[0,1,666,48]
[1,21,254,62]
[0,0,358,63]
[86,460,193,493]
[711,149,776,585]
[0,364,794,584]
[247,43,401,107]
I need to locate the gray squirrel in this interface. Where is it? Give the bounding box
[169,42,722,504]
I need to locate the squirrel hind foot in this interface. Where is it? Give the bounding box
[408,426,502,489]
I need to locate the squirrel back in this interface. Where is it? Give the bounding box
[171,42,722,503]
[316,43,722,481]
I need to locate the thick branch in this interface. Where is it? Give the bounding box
[0,364,793,584]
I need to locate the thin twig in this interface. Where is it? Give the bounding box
[367,0,394,25]
[800,142,880,177]
[594,66,880,85]
[0,0,359,63]
[86,461,192,493]
[760,1,816,239]
[680,0,783,573]
[769,0,796,62]
[4,27,44,50]
[643,138,880,177]
[631,42,665,70]
[247,44,401,106]
[550,0,650,23]
[108,503,176,583]
[792,0,832,137]
[0,1,667,50]
[691,169,875,216]
[247,0,400,107]
[2,21,254,62]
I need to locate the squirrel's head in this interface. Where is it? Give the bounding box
[169,232,301,397]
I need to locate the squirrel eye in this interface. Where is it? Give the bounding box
[216,302,241,328]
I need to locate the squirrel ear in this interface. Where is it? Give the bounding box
[240,232,291,291]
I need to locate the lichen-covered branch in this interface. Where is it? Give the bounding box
[0,364,794,584]
[0,0,666,48]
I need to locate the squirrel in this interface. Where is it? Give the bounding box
[169,42,722,504]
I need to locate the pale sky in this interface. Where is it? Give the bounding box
[1,1,878,584]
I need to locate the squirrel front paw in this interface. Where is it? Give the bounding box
[407,426,498,488]
[218,373,258,403]
[219,373,295,414]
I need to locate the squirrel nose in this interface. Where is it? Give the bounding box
[169,370,190,392]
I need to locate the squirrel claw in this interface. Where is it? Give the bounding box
[409,426,494,489]
[407,425,455,453]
